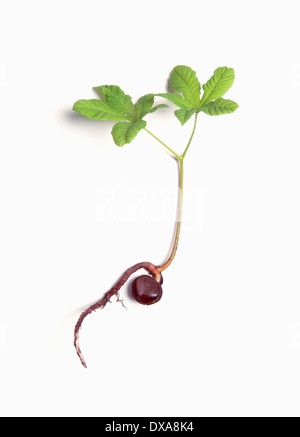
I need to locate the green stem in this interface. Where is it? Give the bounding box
[157,157,184,272]
[144,128,181,160]
[182,113,198,159]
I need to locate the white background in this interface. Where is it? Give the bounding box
[0,0,300,417]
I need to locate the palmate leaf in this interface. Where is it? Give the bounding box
[74,85,168,147]
[73,99,126,121]
[200,98,239,115]
[94,85,135,121]
[111,119,147,146]
[200,67,235,106]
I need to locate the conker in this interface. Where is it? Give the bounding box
[131,275,163,305]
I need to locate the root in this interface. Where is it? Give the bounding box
[74,261,162,368]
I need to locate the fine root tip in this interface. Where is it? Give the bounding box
[74,337,88,368]
[116,292,127,309]
[78,353,88,369]
[119,299,128,310]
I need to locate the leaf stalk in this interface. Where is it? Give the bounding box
[144,128,181,160]
[182,112,198,159]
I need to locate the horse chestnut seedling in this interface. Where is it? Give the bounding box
[73,65,238,367]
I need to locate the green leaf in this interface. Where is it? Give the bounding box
[133,94,154,118]
[156,93,191,109]
[200,67,235,106]
[96,85,135,120]
[133,94,168,119]
[73,99,126,121]
[144,103,168,115]
[174,108,196,125]
[200,98,239,116]
[170,65,201,107]
[93,86,105,99]
[111,119,147,146]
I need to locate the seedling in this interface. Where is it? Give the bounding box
[73,65,239,367]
